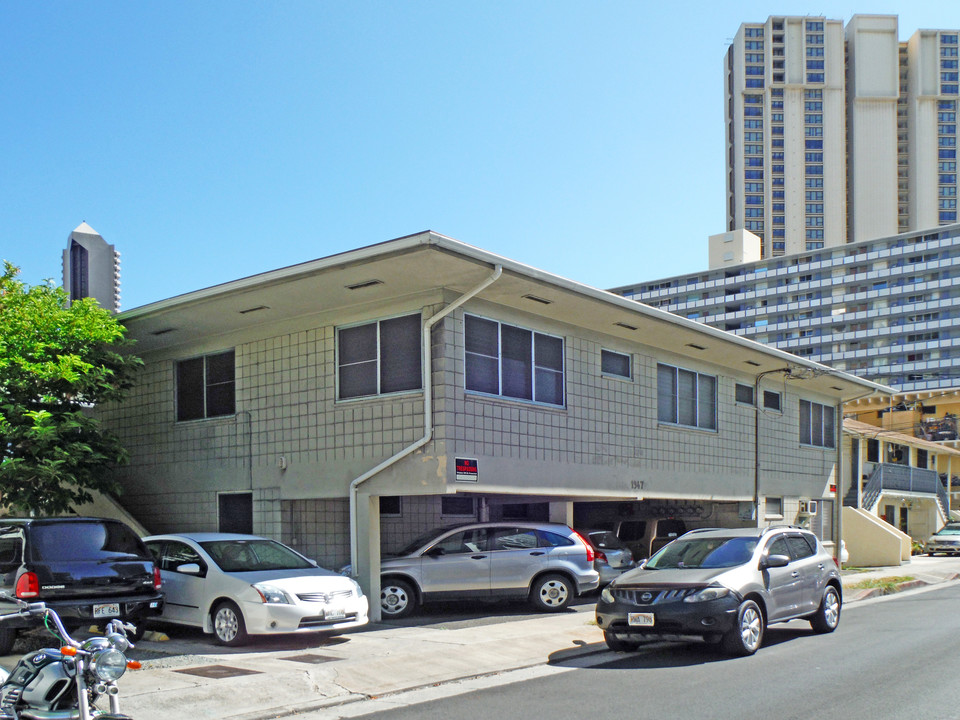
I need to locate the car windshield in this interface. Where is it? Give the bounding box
[645,536,758,570]
[936,525,960,536]
[200,539,314,572]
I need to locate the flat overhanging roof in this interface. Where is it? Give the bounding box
[120,231,892,401]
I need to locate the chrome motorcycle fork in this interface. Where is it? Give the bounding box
[73,657,92,720]
[108,684,121,715]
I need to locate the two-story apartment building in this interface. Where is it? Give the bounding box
[96,232,889,617]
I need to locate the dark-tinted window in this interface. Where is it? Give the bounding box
[440,496,475,517]
[490,528,538,550]
[28,521,147,562]
[338,314,422,399]
[766,536,791,559]
[464,314,564,406]
[0,535,22,572]
[152,540,206,575]
[800,399,835,448]
[786,534,817,559]
[735,383,755,405]
[601,350,631,379]
[176,350,235,421]
[763,390,782,411]
[379,496,402,517]
[617,520,647,542]
[657,364,717,430]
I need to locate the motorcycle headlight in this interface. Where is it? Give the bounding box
[683,586,731,603]
[91,648,128,682]
[601,586,616,604]
[253,583,292,604]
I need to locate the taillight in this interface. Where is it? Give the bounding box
[16,572,39,598]
[153,566,162,590]
[595,550,607,564]
[572,531,595,563]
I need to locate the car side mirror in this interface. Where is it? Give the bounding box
[176,563,202,575]
[762,554,791,569]
[425,546,446,557]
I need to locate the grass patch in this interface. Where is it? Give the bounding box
[847,576,915,594]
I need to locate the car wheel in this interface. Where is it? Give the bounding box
[380,579,415,619]
[809,585,841,634]
[604,630,640,652]
[530,574,572,612]
[0,628,17,655]
[213,601,248,646]
[721,599,764,656]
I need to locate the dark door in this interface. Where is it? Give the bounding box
[219,493,253,534]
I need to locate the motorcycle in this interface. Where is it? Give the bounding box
[0,591,140,719]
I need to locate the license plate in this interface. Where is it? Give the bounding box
[325,608,345,621]
[93,603,120,619]
[628,612,654,627]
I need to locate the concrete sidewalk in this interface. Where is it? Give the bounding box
[107,556,960,720]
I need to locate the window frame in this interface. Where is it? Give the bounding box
[464,314,565,407]
[799,399,836,448]
[600,349,632,380]
[440,496,477,518]
[176,349,236,422]
[336,312,423,401]
[657,363,718,431]
[735,383,755,406]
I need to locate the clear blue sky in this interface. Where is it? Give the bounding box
[4,1,960,310]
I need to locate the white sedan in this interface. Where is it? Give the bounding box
[144,532,369,645]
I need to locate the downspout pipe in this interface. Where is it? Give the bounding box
[349,264,503,571]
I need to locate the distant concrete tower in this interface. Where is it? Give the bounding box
[62,222,121,312]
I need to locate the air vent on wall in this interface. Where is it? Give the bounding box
[614,322,638,331]
[238,305,270,314]
[522,294,552,305]
[346,279,383,290]
[686,343,707,351]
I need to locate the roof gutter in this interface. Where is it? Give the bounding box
[348,263,503,571]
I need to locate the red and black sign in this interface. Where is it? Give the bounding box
[455,458,478,482]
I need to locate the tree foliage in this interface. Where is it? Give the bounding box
[0,261,142,515]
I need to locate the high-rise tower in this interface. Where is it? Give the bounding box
[62,222,121,313]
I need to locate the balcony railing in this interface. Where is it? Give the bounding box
[845,462,949,518]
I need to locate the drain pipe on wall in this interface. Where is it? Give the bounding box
[348,264,503,573]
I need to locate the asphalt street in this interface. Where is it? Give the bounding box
[302,582,960,720]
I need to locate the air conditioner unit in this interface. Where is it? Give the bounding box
[798,499,818,516]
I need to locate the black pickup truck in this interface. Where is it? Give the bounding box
[0,517,163,653]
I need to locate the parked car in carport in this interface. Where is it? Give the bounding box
[144,533,368,646]
[579,529,637,584]
[345,522,600,618]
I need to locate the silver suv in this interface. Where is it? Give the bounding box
[373,522,600,618]
[595,526,842,656]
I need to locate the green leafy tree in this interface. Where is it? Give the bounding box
[0,261,142,515]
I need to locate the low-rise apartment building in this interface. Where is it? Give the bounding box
[93,231,888,615]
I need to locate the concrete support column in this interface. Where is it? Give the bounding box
[548,501,575,526]
[908,445,918,468]
[857,437,865,507]
[355,493,382,622]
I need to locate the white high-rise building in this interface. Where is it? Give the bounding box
[725,15,960,260]
[62,222,121,313]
